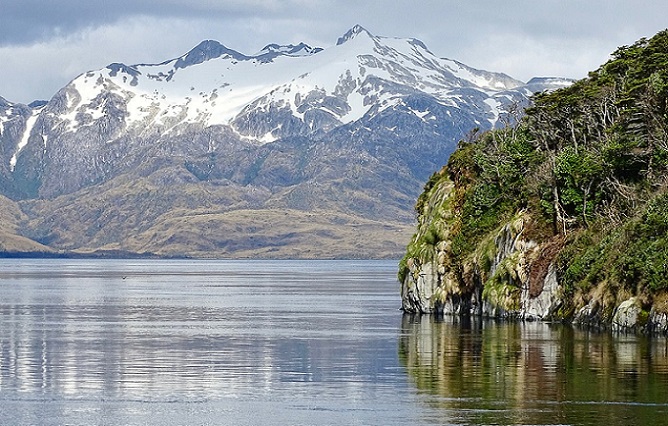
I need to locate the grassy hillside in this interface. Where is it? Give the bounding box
[16,171,413,259]
[0,195,52,253]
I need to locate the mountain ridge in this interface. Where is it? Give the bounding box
[0,26,572,258]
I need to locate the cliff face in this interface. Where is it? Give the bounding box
[400,30,668,334]
[400,174,668,334]
[400,179,563,319]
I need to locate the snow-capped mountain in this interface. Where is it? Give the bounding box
[61,26,521,133]
[0,25,572,257]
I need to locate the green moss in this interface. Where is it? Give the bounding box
[473,232,498,277]
[638,309,650,327]
[398,168,453,283]
[479,251,523,312]
[482,278,521,312]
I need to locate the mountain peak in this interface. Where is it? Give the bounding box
[174,40,248,69]
[336,24,373,45]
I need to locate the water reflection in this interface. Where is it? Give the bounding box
[0,295,383,401]
[399,315,668,425]
[0,259,420,426]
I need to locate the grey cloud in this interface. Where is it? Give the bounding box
[1,0,667,103]
[0,0,319,46]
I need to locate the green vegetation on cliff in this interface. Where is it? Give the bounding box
[401,29,668,322]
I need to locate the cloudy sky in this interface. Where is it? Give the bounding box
[1,0,667,104]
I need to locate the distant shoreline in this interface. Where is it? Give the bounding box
[0,251,169,260]
[0,251,399,261]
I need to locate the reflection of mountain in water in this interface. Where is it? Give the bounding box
[398,315,668,425]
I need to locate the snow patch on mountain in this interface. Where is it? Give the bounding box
[484,98,502,126]
[10,107,42,171]
[523,76,575,93]
[0,109,11,134]
[49,25,550,144]
[441,59,522,92]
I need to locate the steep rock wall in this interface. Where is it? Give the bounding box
[401,212,562,320]
[400,184,668,335]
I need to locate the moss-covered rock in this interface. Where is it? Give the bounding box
[400,29,668,334]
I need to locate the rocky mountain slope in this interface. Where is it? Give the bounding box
[0,25,569,258]
[400,29,668,333]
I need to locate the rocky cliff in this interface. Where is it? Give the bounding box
[400,29,668,334]
[400,178,668,335]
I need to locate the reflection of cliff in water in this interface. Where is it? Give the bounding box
[399,315,668,425]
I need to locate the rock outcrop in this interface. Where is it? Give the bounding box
[400,202,663,333]
[401,210,564,321]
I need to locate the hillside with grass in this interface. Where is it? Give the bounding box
[400,30,668,333]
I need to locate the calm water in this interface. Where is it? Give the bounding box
[0,259,667,426]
